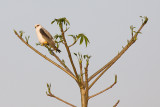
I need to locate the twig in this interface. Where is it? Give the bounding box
[113,100,120,107]
[14,31,77,81]
[89,75,117,99]
[69,39,78,47]
[47,92,76,107]
[88,18,148,82]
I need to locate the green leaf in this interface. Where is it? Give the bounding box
[84,36,90,47]
[51,20,55,24]
[74,53,77,56]
[68,35,74,37]
[47,83,49,88]
[65,18,70,26]
[83,55,87,59]
[80,36,84,45]
[77,34,81,39]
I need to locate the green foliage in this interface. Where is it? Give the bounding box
[46,83,51,94]
[74,52,91,64]
[51,17,90,47]
[54,34,64,48]
[19,30,25,37]
[68,34,90,47]
[51,17,70,29]
[130,25,136,37]
[130,25,141,40]
[74,52,83,63]
[77,33,90,47]
[83,54,91,65]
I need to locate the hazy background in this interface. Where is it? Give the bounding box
[0,0,160,107]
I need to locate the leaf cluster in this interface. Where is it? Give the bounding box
[74,52,91,64]
[51,17,70,29]
[130,25,141,41]
[68,33,90,47]
[14,30,30,44]
[54,34,63,48]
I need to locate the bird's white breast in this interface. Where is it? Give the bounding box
[36,27,46,44]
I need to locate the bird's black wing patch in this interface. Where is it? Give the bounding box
[39,28,50,39]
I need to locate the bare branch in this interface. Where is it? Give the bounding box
[113,100,120,107]
[14,31,77,81]
[85,63,89,102]
[89,75,117,99]
[60,27,79,82]
[48,49,73,76]
[88,18,148,82]
[47,92,76,107]
[89,61,114,89]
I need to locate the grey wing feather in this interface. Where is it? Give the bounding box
[39,28,53,40]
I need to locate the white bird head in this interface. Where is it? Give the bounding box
[35,24,42,29]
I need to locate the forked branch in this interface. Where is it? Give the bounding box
[47,91,76,107]
[89,61,114,89]
[14,30,77,81]
[89,75,117,99]
[44,45,73,75]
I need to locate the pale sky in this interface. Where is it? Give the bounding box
[0,0,160,107]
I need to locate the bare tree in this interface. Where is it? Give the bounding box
[14,16,148,107]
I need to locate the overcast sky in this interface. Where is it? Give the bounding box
[0,0,160,107]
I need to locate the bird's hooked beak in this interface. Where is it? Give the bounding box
[35,24,40,28]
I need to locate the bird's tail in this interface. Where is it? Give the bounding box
[56,48,61,53]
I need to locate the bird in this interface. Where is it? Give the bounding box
[35,24,61,53]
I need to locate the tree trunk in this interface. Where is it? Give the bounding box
[80,88,88,107]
